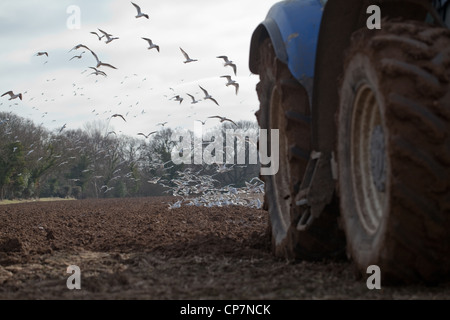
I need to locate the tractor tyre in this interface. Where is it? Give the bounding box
[337,21,450,284]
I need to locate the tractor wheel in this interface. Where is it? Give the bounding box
[256,38,346,260]
[337,21,450,284]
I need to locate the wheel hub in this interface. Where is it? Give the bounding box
[350,84,387,234]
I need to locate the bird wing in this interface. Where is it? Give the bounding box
[198,85,208,96]
[1,91,13,97]
[131,2,142,14]
[208,116,222,120]
[99,62,117,69]
[217,56,229,62]
[229,63,237,75]
[180,47,190,60]
[98,28,112,37]
[221,75,232,82]
[142,37,152,44]
[209,97,220,106]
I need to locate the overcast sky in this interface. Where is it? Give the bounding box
[0,0,277,137]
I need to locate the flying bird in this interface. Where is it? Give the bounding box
[131,2,149,19]
[157,122,168,127]
[59,123,67,133]
[1,91,22,100]
[208,116,237,126]
[70,51,85,60]
[187,93,200,104]
[217,56,237,75]
[89,50,117,69]
[221,75,239,95]
[137,131,157,138]
[171,95,184,104]
[90,31,105,41]
[142,38,160,52]
[199,85,219,106]
[69,44,91,52]
[180,47,198,63]
[98,29,119,44]
[111,114,126,122]
[35,52,48,57]
[89,67,107,77]
[196,119,208,125]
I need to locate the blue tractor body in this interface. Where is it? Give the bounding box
[249,0,325,99]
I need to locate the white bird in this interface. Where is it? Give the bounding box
[137,131,157,138]
[98,29,119,44]
[157,122,168,127]
[111,114,126,122]
[196,119,207,125]
[171,95,184,104]
[59,123,67,133]
[199,85,219,106]
[89,67,107,77]
[180,47,198,63]
[208,115,237,126]
[90,50,117,69]
[131,2,149,19]
[187,93,200,104]
[221,75,239,95]
[90,31,105,41]
[1,91,22,100]
[148,177,161,184]
[142,38,160,52]
[217,56,237,75]
[69,44,91,52]
[70,51,85,61]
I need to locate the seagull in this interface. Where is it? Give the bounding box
[208,115,237,126]
[171,95,184,104]
[221,75,239,95]
[147,177,161,184]
[142,38,160,52]
[98,29,119,44]
[59,123,67,133]
[157,122,168,127]
[199,85,219,106]
[89,50,117,69]
[187,93,200,104]
[138,131,157,138]
[35,51,48,57]
[217,56,237,75]
[70,51,85,60]
[180,47,198,63]
[1,91,22,100]
[131,2,149,19]
[90,31,105,41]
[89,67,107,77]
[69,44,92,52]
[196,119,207,125]
[111,114,126,122]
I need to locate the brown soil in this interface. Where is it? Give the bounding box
[0,197,449,300]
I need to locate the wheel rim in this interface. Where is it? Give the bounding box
[351,84,388,234]
[269,86,291,237]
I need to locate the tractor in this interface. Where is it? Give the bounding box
[249,0,450,284]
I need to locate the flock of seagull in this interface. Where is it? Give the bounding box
[0,2,262,208]
[2,1,243,136]
[159,167,264,210]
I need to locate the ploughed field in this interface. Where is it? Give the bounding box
[0,197,449,300]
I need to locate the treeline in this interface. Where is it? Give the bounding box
[0,112,260,200]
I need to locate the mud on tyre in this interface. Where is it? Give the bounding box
[255,38,346,261]
[337,21,450,284]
